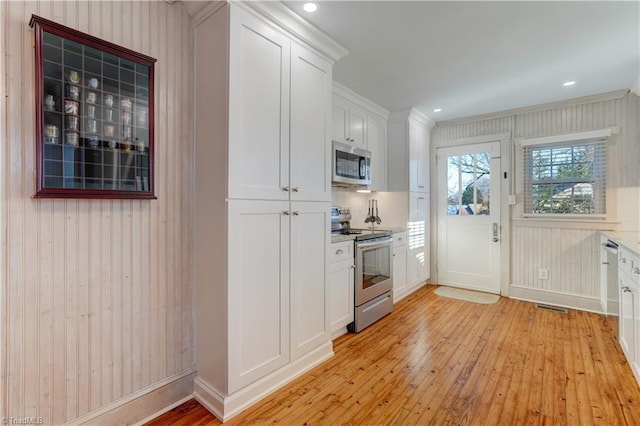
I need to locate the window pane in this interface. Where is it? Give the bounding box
[525,140,604,215]
[447,152,491,216]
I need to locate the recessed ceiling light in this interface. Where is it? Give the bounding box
[433,108,442,113]
[303,2,318,13]
[356,189,371,193]
[563,81,576,87]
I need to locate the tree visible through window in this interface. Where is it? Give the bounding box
[524,140,606,215]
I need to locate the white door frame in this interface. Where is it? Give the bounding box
[430,132,512,296]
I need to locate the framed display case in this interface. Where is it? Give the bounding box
[30,15,157,199]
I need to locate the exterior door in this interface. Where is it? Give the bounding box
[437,142,501,293]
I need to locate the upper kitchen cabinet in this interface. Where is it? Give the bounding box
[227,5,332,202]
[388,108,435,193]
[332,95,366,149]
[332,83,389,191]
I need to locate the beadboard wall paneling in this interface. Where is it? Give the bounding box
[513,225,600,297]
[1,1,194,424]
[432,92,640,302]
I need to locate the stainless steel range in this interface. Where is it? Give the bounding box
[331,206,394,332]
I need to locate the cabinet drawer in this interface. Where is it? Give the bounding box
[331,241,353,262]
[619,246,640,283]
[393,232,408,247]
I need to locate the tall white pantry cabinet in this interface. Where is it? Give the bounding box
[192,3,347,421]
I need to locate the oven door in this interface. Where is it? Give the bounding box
[355,237,393,306]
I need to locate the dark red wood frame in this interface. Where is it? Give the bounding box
[30,14,157,199]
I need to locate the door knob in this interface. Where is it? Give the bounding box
[492,223,499,243]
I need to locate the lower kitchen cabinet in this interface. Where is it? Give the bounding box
[408,192,430,289]
[227,200,330,393]
[393,232,409,302]
[290,202,331,359]
[329,241,354,336]
[618,245,640,385]
[228,200,290,392]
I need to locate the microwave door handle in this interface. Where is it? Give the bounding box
[359,158,366,179]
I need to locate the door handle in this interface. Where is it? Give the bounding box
[492,223,499,242]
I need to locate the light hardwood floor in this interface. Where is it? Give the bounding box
[147,285,640,425]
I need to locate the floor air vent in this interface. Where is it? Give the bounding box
[535,303,569,314]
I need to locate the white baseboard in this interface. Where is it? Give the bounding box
[509,285,604,314]
[67,368,196,425]
[608,298,619,316]
[194,341,334,422]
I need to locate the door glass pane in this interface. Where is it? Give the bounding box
[446,152,491,216]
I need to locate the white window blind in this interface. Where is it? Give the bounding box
[523,138,606,215]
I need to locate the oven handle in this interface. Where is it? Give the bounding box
[356,236,393,249]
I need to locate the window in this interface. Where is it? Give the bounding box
[523,139,606,215]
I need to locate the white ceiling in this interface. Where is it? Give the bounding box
[283,1,640,122]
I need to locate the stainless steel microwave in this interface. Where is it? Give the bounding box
[332,141,372,186]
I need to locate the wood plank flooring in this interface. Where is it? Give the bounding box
[146,286,640,425]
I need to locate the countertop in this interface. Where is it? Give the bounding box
[602,231,640,255]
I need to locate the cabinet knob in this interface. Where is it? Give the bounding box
[291,187,299,192]
[621,258,627,264]
[283,211,290,216]
[282,186,290,192]
[292,211,300,216]
[350,265,356,270]
[633,267,640,275]
[336,249,344,255]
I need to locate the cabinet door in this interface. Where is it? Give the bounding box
[367,114,387,191]
[229,7,290,200]
[290,202,330,359]
[393,244,408,301]
[290,43,331,202]
[332,95,349,144]
[348,104,367,149]
[330,257,355,334]
[409,120,429,192]
[228,200,290,393]
[408,192,429,287]
[619,273,636,364]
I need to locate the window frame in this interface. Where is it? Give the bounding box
[518,128,616,220]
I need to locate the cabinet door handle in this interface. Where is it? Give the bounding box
[350,265,356,270]
[282,186,289,192]
[398,237,403,241]
[336,249,344,255]
[283,211,290,216]
[623,286,632,293]
[291,187,299,192]
[602,261,609,265]
[633,267,640,275]
[621,258,627,264]
[292,211,300,216]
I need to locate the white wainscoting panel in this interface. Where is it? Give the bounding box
[1,1,195,424]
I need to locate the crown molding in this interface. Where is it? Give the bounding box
[233,1,348,64]
[436,89,630,127]
[388,107,435,128]
[332,82,389,119]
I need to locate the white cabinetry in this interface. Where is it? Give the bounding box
[229,10,330,202]
[388,109,434,290]
[392,232,409,302]
[329,241,355,337]
[367,114,388,191]
[193,3,346,420]
[332,95,366,149]
[332,83,389,191]
[408,193,430,288]
[387,108,434,193]
[618,245,640,385]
